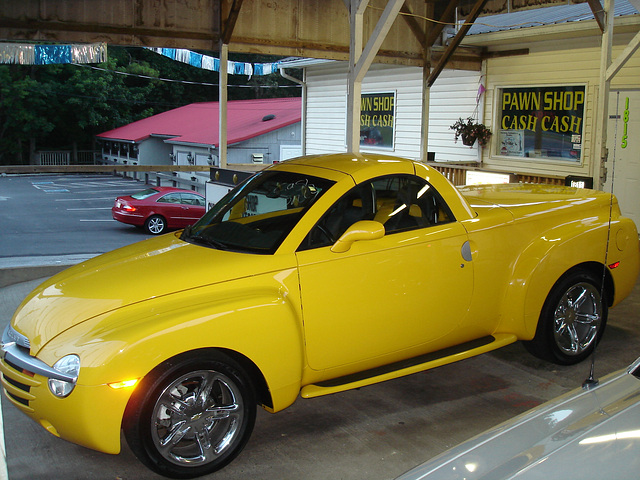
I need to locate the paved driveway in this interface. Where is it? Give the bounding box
[0,173,154,259]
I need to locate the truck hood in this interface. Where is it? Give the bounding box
[12,232,294,352]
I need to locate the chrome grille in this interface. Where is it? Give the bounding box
[5,325,30,349]
[1,325,36,409]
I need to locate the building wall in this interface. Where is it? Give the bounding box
[168,123,302,187]
[140,138,172,166]
[481,32,640,180]
[227,122,301,165]
[304,62,483,163]
[100,137,172,166]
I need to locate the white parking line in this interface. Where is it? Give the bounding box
[66,207,112,211]
[55,197,118,202]
[68,189,139,194]
[79,219,115,222]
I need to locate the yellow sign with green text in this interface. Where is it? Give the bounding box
[499,86,585,161]
[360,92,395,149]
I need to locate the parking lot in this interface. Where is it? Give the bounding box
[1,173,639,480]
[0,173,154,260]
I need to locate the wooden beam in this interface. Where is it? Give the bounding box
[427,0,489,87]
[400,3,426,48]
[595,0,614,189]
[587,0,606,32]
[355,0,405,83]
[606,28,640,80]
[219,43,229,169]
[425,0,460,48]
[221,0,244,44]
[420,0,434,162]
[346,0,368,153]
[483,48,529,59]
[0,18,219,43]
[346,0,405,152]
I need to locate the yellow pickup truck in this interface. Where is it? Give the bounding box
[2,153,638,478]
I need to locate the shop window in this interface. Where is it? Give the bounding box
[497,85,585,162]
[358,91,396,150]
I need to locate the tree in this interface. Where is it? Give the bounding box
[56,57,157,147]
[0,51,159,164]
[0,46,301,165]
[0,66,56,164]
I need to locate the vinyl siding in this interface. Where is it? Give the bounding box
[302,30,639,179]
[481,32,640,178]
[304,62,482,162]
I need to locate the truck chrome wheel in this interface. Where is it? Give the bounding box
[552,282,602,357]
[524,270,608,365]
[151,370,244,466]
[124,352,256,478]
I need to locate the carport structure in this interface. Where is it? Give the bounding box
[1,0,638,185]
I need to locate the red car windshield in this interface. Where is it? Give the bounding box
[131,188,158,200]
[130,188,160,200]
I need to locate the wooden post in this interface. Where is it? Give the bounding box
[219,43,228,169]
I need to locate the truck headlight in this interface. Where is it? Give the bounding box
[48,355,80,398]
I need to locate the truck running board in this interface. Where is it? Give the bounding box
[300,333,518,399]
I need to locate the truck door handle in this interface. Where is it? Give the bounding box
[461,241,472,262]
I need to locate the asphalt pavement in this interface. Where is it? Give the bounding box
[0,173,148,259]
[0,173,154,287]
[1,173,639,480]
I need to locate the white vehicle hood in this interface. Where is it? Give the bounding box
[396,358,640,480]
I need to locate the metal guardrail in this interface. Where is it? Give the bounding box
[36,150,97,166]
[0,165,212,174]
[0,163,266,194]
[0,163,565,187]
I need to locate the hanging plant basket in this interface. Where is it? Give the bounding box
[461,134,476,147]
[450,117,492,148]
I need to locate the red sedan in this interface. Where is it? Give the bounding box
[112,187,206,235]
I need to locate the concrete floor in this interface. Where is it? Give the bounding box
[1,270,639,480]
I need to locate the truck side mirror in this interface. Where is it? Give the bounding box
[331,220,385,253]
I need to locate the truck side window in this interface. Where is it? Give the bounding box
[371,175,454,234]
[299,175,453,251]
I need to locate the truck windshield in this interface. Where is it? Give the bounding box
[182,170,334,254]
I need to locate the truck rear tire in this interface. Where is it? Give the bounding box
[524,270,607,365]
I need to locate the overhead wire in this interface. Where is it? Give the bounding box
[72,63,301,88]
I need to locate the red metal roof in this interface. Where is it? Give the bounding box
[96,97,301,147]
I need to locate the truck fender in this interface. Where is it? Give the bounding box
[42,282,306,432]
[496,221,612,339]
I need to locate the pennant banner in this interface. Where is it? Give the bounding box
[0,42,282,79]
[0,43,107,65]
[146,47,280,77]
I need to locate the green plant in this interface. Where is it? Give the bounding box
[450,117,492,147]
